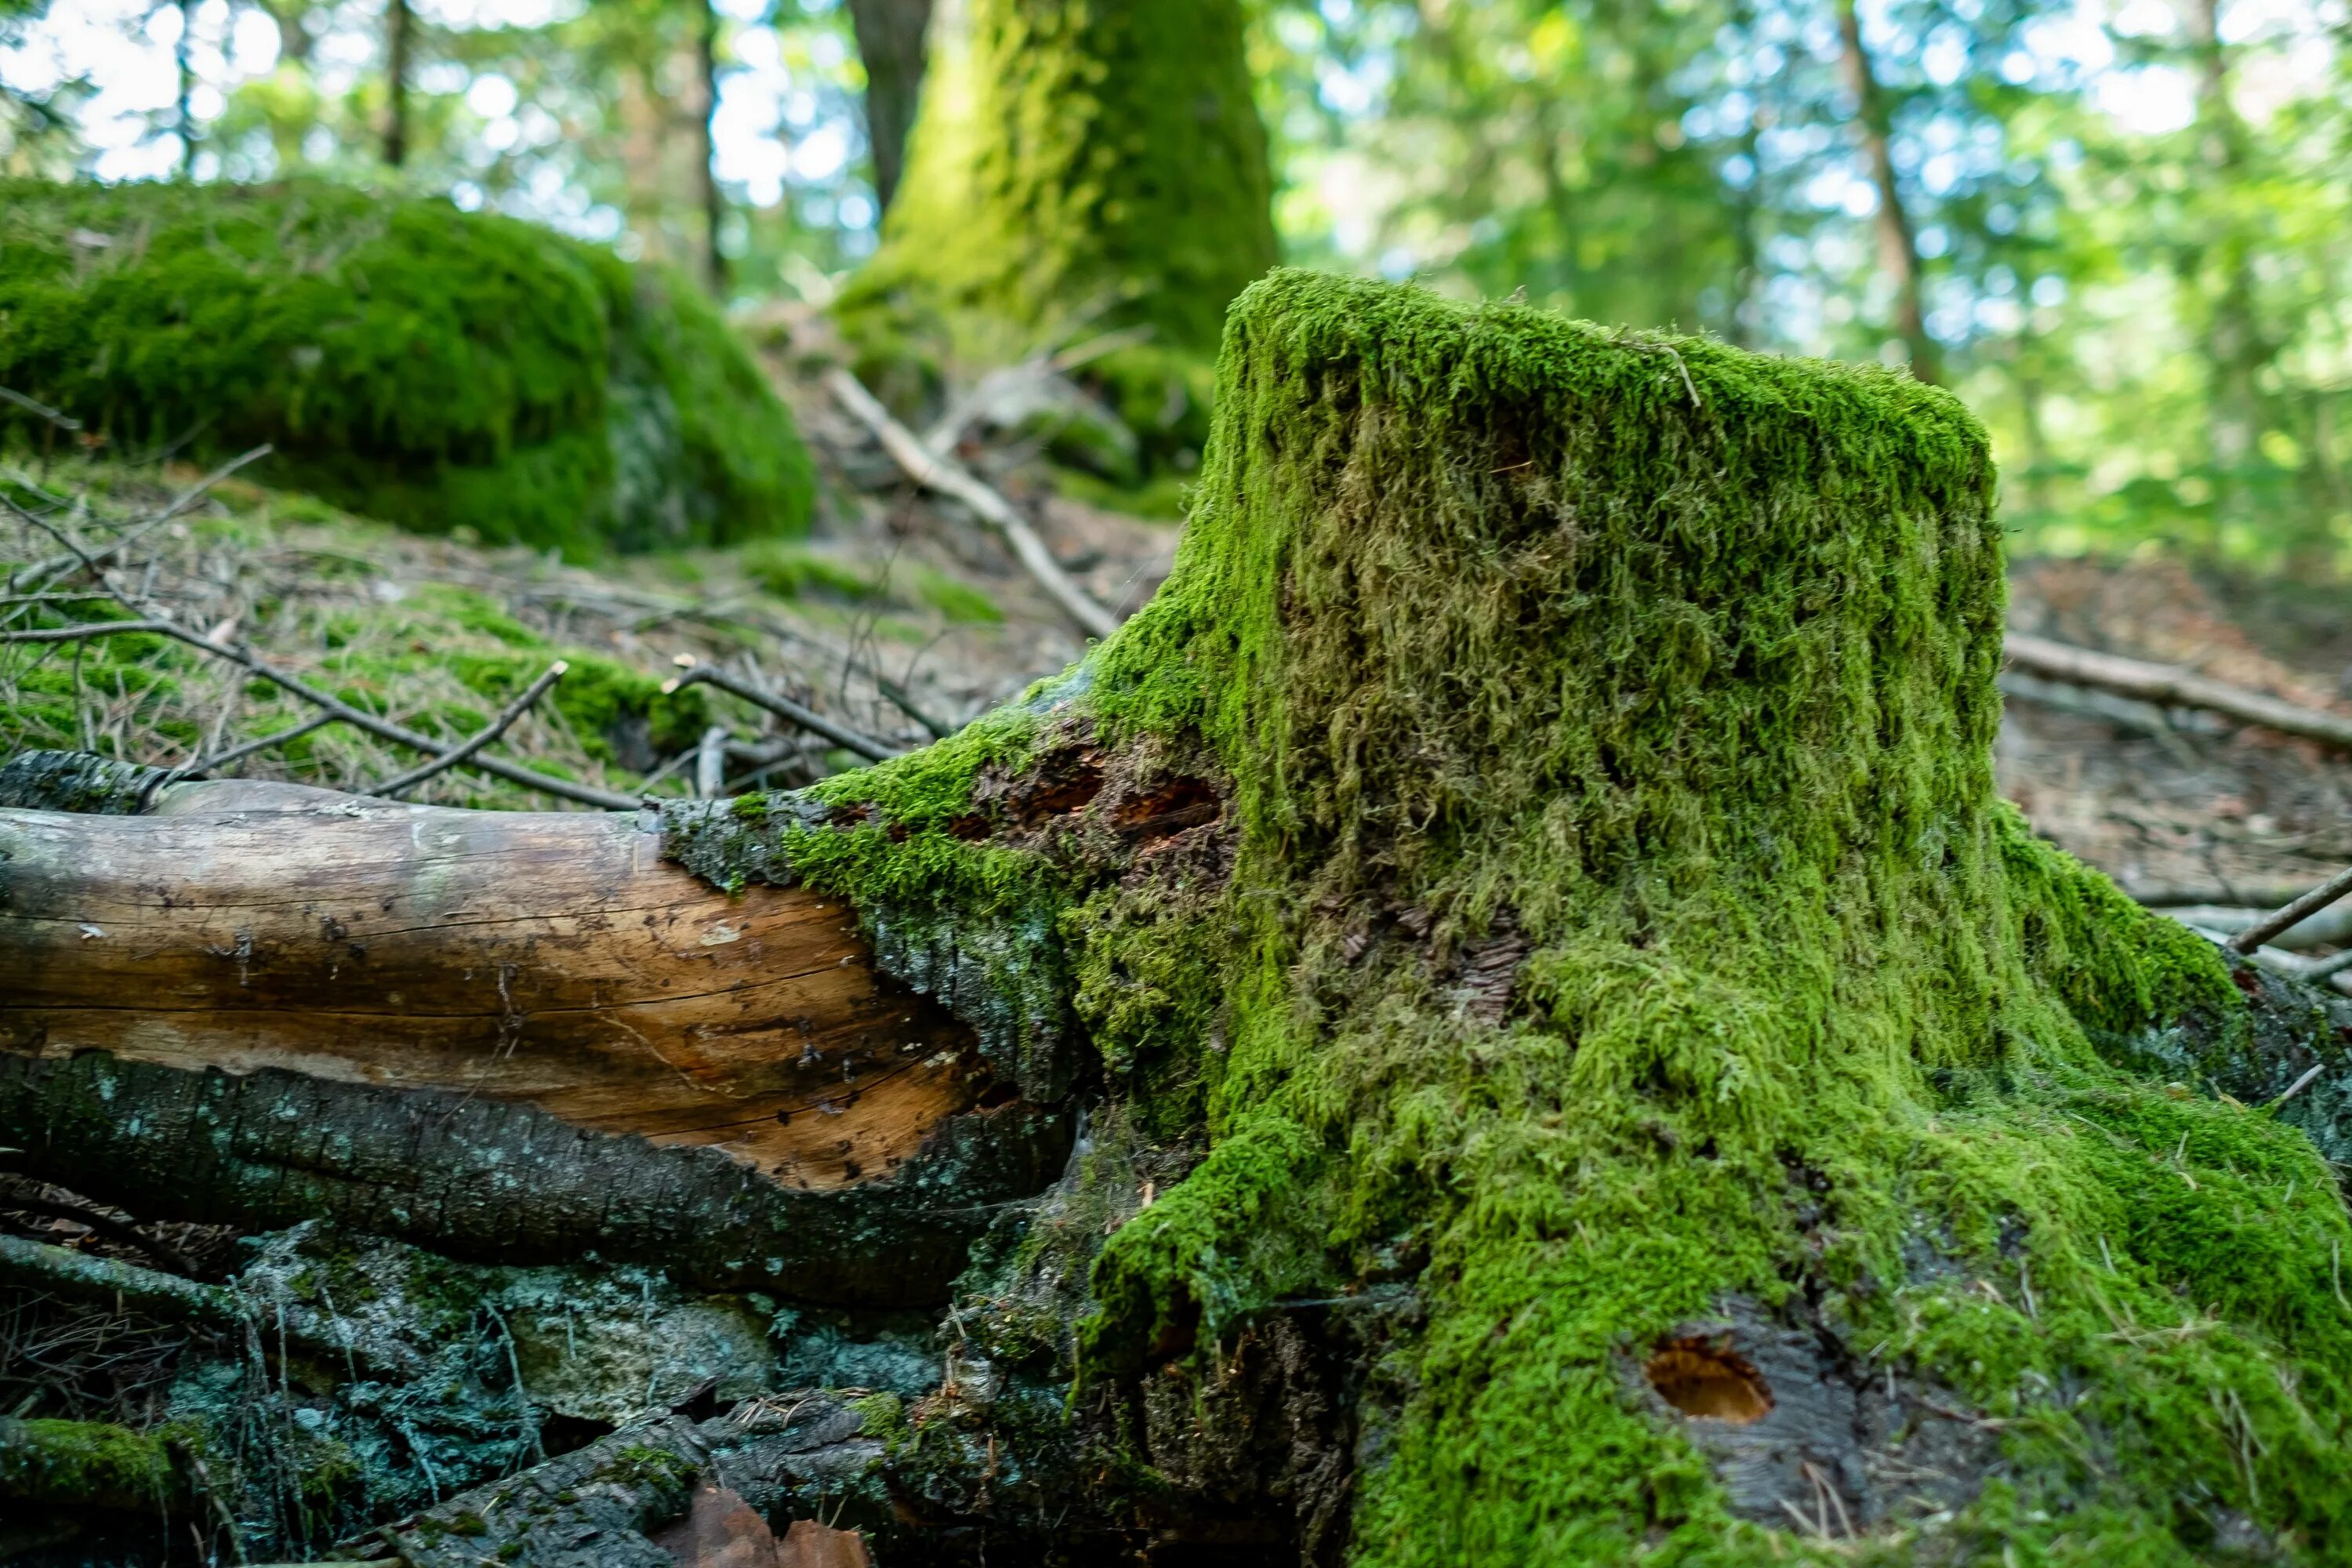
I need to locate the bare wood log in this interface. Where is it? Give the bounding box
[0,762,1071,1302]
[2004,631,2352,751]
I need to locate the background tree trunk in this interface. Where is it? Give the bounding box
[845,0,933,212]
[833,0,1276,361]
[383,0,412,167]
[1835,0,1937,383]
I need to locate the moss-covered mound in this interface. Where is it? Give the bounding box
[832,0,1276,468]
[731,270,2352,1561]
[0,180,814,555]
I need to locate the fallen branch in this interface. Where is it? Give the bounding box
[368,659,566,798]
[826,366,1122,641]
[0,1177,196,1274]
[0,1234,416,1378]
[2004,632,2352,753]
[2157,902,2352,952]
[0,616,641,809]
[662,658,902,763]
[2230,862,2352,956]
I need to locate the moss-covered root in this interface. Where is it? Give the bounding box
[1059,270,2352,1563]
[0,1417,179,1510]
[833,0,1276,456]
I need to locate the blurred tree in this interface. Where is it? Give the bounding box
[845,0,931,209]
[839,0,1276,366]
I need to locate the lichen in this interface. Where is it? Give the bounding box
[0,179,813,556]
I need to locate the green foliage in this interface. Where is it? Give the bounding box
[833,0,1277,466]
[0,180,812,556]
[1060,270,2352,1563]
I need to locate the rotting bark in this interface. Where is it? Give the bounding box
[13,271,2352,1564]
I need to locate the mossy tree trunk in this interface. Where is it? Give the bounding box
[833,0,1277,456]
[11,273,2352,1564]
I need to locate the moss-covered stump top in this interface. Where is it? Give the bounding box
[716,270,2352,1563]
[0,180,813,556]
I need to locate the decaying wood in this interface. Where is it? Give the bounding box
[1,776,981,1184]
[0,760,1071,1303]
[2005,630,2352,752]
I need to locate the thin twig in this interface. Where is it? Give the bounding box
[9,445,272,595]
[2006,632,2352,753]
[695,723,731,800]
[0,1181,197,1276]
[2,616,641,809]
[368,660,568,799]
[185,712,339,778]
[2267,1062,2328,1112]
[826,366,1121,640]
[0,386,82,430]
[662,659,902,763]
[2230,863,2352,955]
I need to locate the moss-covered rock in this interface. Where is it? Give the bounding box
[712,269,2352,1562]
[831,0,1275,467]
[0,180,814,555]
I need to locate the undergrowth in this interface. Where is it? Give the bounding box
[0,459,870,808]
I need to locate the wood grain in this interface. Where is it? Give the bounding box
[0,781,981,1189]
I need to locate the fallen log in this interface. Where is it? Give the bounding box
[0,755,1069,1304]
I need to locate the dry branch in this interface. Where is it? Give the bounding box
[0,614,642,809]
[663,658,902,762]
[825,366,1122,640]
[2230,862,2352,956]
[368,658,567,797]
[2004,631,2352,752]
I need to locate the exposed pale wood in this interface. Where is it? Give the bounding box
[0,779,981,1190]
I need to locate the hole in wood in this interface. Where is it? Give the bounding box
[1646,1338,1773,1423]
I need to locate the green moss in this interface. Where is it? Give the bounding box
[0,179,812,556]
[0,1417,177,1509]
[833,0,1275,467]
[910,566,1004,625]
[744,542,881,602]
[1062,272,2352,1561]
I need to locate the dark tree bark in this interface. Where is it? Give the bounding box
[845,0,933,212]
[1835,0,1937,383]
[698,0,730,294]
[384,0,413,167]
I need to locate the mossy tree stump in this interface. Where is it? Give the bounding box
[779,269,2352,1561]
[9,272,2352,1563]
